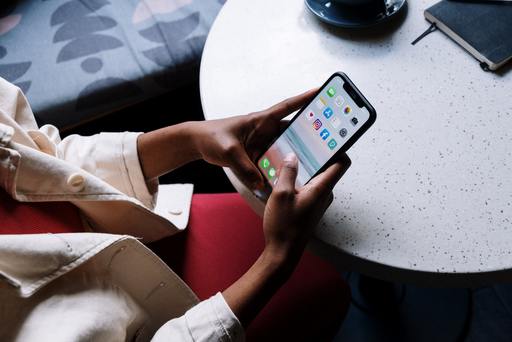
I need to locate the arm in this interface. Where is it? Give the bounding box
[137,122,201,181]
[148,90,350,339]
[137,89,318,187]
[151,155,350,341]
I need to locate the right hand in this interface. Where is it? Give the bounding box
[262,153,351,263]
[222,152,350,327]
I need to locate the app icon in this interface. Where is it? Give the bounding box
[339,128,348,138]
[320,129,330,140]
[306,111,315,120]
[327,87,336,97]
[334,96,344,107]
[268,167,276,178]
[327,139,338,150]
[261,158,270,169]
[313,119,322,130]
[343,106,351,115]
[323,107,334,119]
[330,116,341,129]
[351,117,359,126]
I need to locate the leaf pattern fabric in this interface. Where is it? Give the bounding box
[0,0,224,129]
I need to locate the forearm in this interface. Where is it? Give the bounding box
[137,122,202,180]
[222,248,301,328]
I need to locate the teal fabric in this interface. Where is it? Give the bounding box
[0,0,225,128]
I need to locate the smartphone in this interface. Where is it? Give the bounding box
[257,72,376,190]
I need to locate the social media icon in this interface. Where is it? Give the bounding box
[330,116,341,128]
[323,107,334,119]
[351,117,358,126]
[320,129,330,140]
[261,158,270,169]
[343,106,351,115]
[327,87,336,97]
[327,139,338,150]
[334,96,344,107]
[268,167,276,178]
[339,128,348,137]
[306,111,315,120]
[313,119,322,130]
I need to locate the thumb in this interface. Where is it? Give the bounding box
[275,153,298,194]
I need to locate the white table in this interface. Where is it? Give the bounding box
[200,0,512,286]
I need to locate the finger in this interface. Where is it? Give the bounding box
[306,154,351,197]
[231,151,265,190]
[274,153,298,196]
[279,119,290,132]
[265,88,319,120]
[321,192,335,212]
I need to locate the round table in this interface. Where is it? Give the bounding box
[200,0,512,287]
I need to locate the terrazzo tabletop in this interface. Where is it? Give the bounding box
[200,0,512,285]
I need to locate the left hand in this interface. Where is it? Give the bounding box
[192,89,318,190]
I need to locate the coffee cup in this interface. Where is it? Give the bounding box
[331,0,388,19]
[305,0,406,28]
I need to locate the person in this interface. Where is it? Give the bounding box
[0,77,351,341]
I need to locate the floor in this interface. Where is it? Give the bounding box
[334,277,512,342]
[63,82,512,342]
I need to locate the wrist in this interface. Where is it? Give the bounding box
[178,121,203,161]
[259,245,303,281]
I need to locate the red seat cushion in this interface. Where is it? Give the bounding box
[0,189,83,234]
[150,193,350,342]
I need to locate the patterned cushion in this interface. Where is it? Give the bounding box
[0,0,225,129]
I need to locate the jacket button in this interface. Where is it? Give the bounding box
[67,173,85,192]
[168,208,183,215]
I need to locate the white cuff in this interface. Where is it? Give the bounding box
[184,292,244,342]
[120,132,158,209]
[152,293,244,342]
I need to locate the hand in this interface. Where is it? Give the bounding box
[263,153,351,262]
[191,89,318,190]
[222,152,351,327]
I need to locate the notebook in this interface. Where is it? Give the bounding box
[424,1,512,70]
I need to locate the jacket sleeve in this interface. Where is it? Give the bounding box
[151,293,244,342]
[54,130,157,209]
[0,78,157,209]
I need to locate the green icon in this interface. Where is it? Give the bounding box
[268,167,276,178]
[328,139,338,150]
[327,87,336,97]
[261,158,270,169]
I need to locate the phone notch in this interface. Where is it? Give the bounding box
[343,81,366,109]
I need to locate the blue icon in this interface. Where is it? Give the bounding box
[320,129,330,140]
[323,107,334,119]
[327,139,338,150]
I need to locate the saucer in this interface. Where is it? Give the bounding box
[305,0,407,28]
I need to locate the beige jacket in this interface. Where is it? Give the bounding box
[0,78,243,341]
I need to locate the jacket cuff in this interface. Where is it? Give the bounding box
[120,132,158,209]
[184,292,244,342]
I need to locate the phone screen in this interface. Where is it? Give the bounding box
[257,75,371,187]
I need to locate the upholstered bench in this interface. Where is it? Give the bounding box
[0,0,224,129]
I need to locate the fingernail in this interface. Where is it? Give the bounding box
[283,153,297,164]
